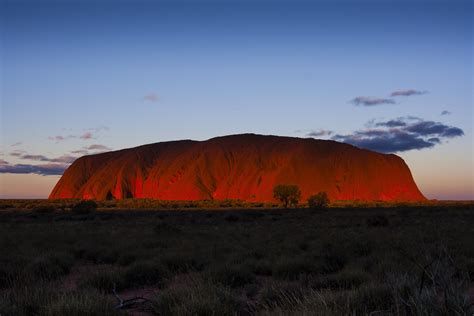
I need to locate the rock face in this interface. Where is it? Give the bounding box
[49,134,425,201]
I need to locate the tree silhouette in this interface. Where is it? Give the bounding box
[273,184,301,208]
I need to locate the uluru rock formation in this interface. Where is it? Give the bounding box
[49,134,425,201]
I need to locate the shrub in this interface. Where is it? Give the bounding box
[321,250,347,274]
[123,261,169,288]
[366,215,389,227]
[251,259,273,276]
[224,214,240,222]
[153,222,181,234]
[32,205,56,214]
[209,264,256,288]
[0,260,23,289]
[309,269,368,290]
[346,283,393,313]
[259,284,393,315]
[307,192,330,209]
[0,284,58,315]
[25,253,74,281]
[43,289,116,316]
[273,184,301,208]
[466,258,474,281]
[273,257,316,280]
[161,254,205,273]
[71,200,97,214]
[117,253,137,266]
[0,202,14,209]
[78,270,125,292]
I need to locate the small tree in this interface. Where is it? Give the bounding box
[71,200,97,214]
[307,192,330,209]
[273,184,301,208]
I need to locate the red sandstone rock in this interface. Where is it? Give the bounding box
[49,134,425,201]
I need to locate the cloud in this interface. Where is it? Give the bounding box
[368,116,420,128]
[332,117,464,153]
[80,132,93,140]
[11,142,22,147]
[1,152,79,176]
[405,121,464,137]
[351,96,395,106]
[86,126,109,133]
[48,135,65,142]
[13,153,78,164]
[144,93,159,102]
[390,89,429,97]
[374,119,407,128]
[1,147,110,176]
[441,110,451,116]
[86,144,111,151]
[71,149,89,155]
[0,163,67,176]
[333,131,435,153]
[48,126,109,142]
[50,155,77,164]
[10,150,26,157]
[427,137,441,144]
[390,89,428,97]
[307,129,333,137]
[71,144,112,156]
[21,154,50,161]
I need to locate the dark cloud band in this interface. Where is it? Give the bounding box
[332,117,464,153]
[0,163,67,176]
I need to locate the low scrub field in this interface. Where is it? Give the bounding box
[0,201,473,315]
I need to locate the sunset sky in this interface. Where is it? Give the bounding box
[1,0,472,200]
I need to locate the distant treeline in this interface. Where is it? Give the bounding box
[0,198,471,212]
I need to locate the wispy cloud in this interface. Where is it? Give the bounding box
[390,89,428,97]
[332,117,464,153]
[307,129,333,137]
[441,110,451,116]
[80,132,93,140]
[86,126,110,133]
[86,144,111,151]
[70,149,89,155]
[351,96,395,106]
[71,144,112,156]
[10,150,26,157]
[48,135,66,142]
[48,126,109,142]
[351,88,428,107]
[11,142,22,147]
[144,93,159,102]
[50,155,77,164]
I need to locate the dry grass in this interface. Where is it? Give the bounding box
[0,200,473,315]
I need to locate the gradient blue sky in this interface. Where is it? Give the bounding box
[1,0,472,199]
